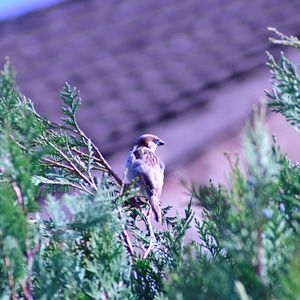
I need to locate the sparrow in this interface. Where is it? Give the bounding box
[126,134,165,222]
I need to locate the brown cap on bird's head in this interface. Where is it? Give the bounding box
[135,134,165,150]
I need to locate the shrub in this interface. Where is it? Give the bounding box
[0,29,299,299]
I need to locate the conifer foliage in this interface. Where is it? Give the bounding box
[0,29,300,299]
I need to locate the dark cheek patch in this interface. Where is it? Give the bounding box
[134,149,142,159]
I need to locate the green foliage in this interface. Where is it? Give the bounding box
[165,108,292,299]
[0,28,300,299]
[280,247,300,300]
[165,255,237,300]
[0,58,195,299]
[266,28,300,130]
[32,189,134,299]
[161,29,300,300]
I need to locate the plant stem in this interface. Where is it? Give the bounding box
[4,256,17,300]
[48,141,97,190]
[256,229,263,278]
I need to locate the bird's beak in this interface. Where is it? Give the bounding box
[158,139,165,146]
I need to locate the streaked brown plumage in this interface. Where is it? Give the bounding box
[126,134,165,222]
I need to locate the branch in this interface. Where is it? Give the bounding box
[121,225,134,256]
[22,243,41,300]
[42,158,74,172]
[27,105,73,133]
[60,89,123,187]
[117,177,134,256]
[48,141,97,190]
[256,229,263,278]
[14,109,122,186]
[4,256,17,300]
[142,210,156,259]
[11,181,23,206]
[70,123,122,186]
[268,27,300,49]
[90,140,123,186]
[118,206,134,256]
[43,180,93,195]
[71,147,107,172]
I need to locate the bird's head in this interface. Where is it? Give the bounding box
[134,134,165,151]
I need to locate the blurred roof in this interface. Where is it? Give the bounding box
[0,0,64,21]
[0,0,300,164]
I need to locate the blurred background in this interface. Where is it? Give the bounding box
[1,0,300,212]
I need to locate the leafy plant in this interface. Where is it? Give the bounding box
[163,29,300,300]
[0,57,195,300]
[0,28,300,299]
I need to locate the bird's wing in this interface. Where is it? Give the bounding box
[131,148,164,199]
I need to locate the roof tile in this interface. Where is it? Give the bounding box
[0,0,299,157]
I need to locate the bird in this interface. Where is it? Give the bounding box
[126,134,165,222]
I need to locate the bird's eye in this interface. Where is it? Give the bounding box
[153,138,159,144]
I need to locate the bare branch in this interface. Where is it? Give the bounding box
[48,141,97,190]
[22,242,41,300]
[117,205,134,256]
[91,140,123,186]
[11,181,23,206]
[42,158,74,172]
[44,180,93,195]
[142,211,156,259]
[116,170,135,256]
[256,230,263,278]
[4,256,17,300]
[70,123,122,186]
[121,225,134,256]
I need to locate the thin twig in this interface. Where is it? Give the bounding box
[22,242,41,300]
[121,222,134,256]
[71,147,100,162]
[268,27,300,49]
[256,229,263,278]
[13,136,96,186]
[4,256,17,300]
[118,205,134,256]
[42,158,74,172]
[48,141,97,190]
[23,91,122,186]
[86,141,95,188]
[10,136,78,175]
[71,148,107,172]
[117,170,134,256]
[28,107,73,133]
[11,181,23,206]
[14,110,121,186]
[70,118,122,186]
[142,210,156,259]
[91,140,123,186]
[46,181,93,195]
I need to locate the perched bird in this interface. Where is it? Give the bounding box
[126,134,165,222]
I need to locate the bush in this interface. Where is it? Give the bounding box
[0,29,299,299]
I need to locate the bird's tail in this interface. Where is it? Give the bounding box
[150,197,161,223]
